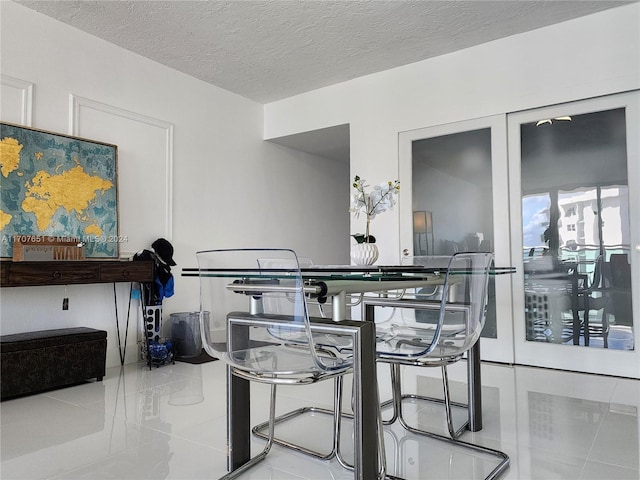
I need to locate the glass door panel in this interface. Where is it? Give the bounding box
[399,115,513,364]
[509,92,640,378]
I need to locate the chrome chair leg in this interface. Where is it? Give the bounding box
[441,365,465,439]
[379,362,510,480]
[394,423,510,480]
[380,363,401,426]
[251,376,345,460]
[386,363,469,438]
[220,383,277,480]
[335,373,388,480]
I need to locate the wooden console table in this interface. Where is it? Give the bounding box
[0,260,154,287]
[1,260,154,366]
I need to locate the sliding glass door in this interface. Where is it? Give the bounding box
[398,92,639,377]
[509,92,639,377]
[399,115,514,364]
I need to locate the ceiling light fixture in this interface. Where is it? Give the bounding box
[536,116,572,127]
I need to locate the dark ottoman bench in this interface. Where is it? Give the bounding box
[1,327,107,400]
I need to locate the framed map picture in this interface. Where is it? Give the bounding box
[0,122,119,258]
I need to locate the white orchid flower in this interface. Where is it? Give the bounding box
[350,176,400,243]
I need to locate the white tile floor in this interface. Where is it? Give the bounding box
[1,358,638,480]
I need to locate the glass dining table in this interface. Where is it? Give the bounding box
[182,262,515,479]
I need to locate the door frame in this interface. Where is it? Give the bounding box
[507,91,640,378]
[398,114,514,364]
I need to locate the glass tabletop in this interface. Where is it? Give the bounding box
[181,264,515,282]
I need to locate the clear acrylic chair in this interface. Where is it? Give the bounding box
[363,252,510,480]
[250,256,384,474]
[249,255,353,461]
[196,248,356,479]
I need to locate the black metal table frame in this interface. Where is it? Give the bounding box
[225,313,378,479]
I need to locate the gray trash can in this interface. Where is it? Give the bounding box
[170,312,205,359]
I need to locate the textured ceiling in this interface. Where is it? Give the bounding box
[15,0,633,104]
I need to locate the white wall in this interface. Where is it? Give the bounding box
[264,4,640,264]
[0,1,349,367]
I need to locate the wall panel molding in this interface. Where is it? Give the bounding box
[0,75,34,126]
[69,94,174,240]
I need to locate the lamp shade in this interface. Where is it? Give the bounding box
[413,211,433,234]
[413,211,426,233]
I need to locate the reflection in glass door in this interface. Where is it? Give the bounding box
[510,92,639,378]
[523,183,632,347]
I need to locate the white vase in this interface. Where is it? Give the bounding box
[351,243,379,266]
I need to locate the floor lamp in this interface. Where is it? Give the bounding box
[413,211,433,255]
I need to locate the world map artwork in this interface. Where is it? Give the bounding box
[0,123,118,258]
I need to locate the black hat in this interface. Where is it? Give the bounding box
[151,238,176,266]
